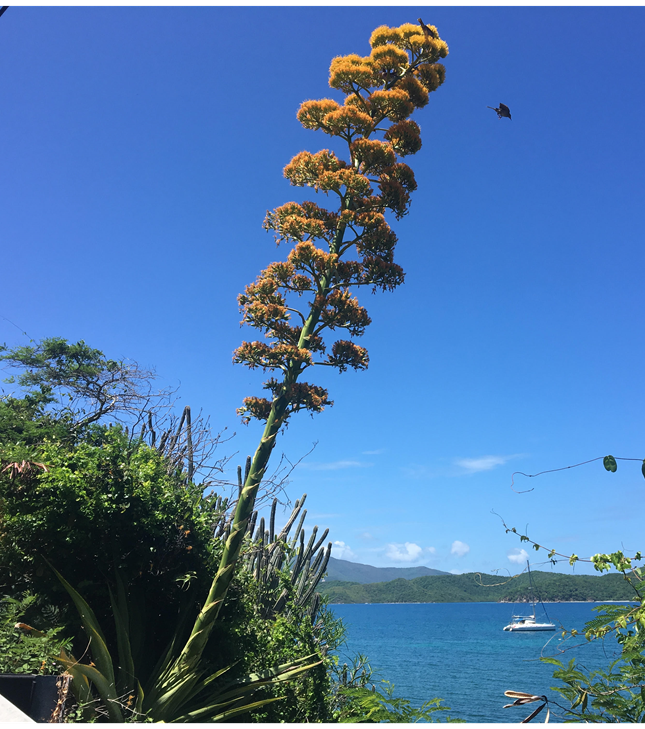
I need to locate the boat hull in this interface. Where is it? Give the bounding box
[503,622,556,632]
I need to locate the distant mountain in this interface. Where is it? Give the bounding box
[319,570,636,604]
[324,556,450,584]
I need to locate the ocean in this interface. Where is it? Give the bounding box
[330,602,628,723]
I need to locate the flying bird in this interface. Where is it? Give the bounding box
[488,103,512,120]
[417,18,438,39]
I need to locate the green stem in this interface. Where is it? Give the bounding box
[176,225,346,671]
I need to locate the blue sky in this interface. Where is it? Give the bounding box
[2,6,644,576]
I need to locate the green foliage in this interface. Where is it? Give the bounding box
[320,571,635,604]
[541,566,645,721]
[0,337,161,439]
[336,680,457,723]
[0,392,72,449]
[545,642,645,723]
[0,593,71,675]
[0,331,452,722]
[52,565,320,723]
[232,578,341,722]
[0,426,226,682]
[603,455,618,472]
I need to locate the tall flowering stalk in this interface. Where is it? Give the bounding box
[181,21,448,665]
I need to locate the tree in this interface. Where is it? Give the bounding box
[183,19,449,667]
[0,337,168,437]
[0,337,231,486]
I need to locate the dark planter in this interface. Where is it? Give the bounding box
[0,674,61,722]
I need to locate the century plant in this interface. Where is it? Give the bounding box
[181,19,449,668]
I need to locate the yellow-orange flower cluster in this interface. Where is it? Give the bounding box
[327,340,369,373]
[368,88,414,122]
[415,63,446,92]
[237,379,333,424]
[384,120,421,157]
[297,99,341,131]
[236,20,447,424]
[329,54,375,93]
[284,150,373,198]
[350,138,396,175]
[320,290,371,336]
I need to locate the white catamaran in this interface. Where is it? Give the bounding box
[503,561,556,632]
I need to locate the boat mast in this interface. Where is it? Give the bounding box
[527,560,538,618]
[527,560,553,623]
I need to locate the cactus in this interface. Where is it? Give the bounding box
[226,461,331,624]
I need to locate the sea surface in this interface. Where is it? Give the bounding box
[330,602,629,723]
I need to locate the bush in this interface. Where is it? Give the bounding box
[0,426,226,680]
[0,594,70,675]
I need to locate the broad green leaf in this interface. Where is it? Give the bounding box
[603,455,617,472]
[46,561,115,688]
[108,571,136,695]
[176,695,284,723]
[58,657,123,722]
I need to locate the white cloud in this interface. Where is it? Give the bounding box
[300,460,372,471]
[450,569,463,575]
[332,541,356,560]
[451,540,470,558]
[359,532,374,540]
[454,454,522,474]
[385,542,424,563]
[507,548,529,564]
[362,449,385,455]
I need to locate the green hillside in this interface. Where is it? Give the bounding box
[325,557,449,583]
[320,570,635,604]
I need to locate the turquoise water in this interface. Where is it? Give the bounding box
[330,602,628,723]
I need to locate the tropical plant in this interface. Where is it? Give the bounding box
[336,680,457,723]
[182,20,449,691]
[50,565,320,723]
[0,426,224,652]
[0,433,338,721]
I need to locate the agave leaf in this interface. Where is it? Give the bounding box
[46,560,115,688]
[58,656,123,722]
[175,695,284,723]
[221,653,319,687]
[144,607,197,697]
[145,668,203,722]
[200,663,237,688]
[134,679,145,716]
[108,570,136,695]
[211,657,321,705]
[59,649,93,707]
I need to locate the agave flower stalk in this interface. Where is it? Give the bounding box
[179,20,449,668]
